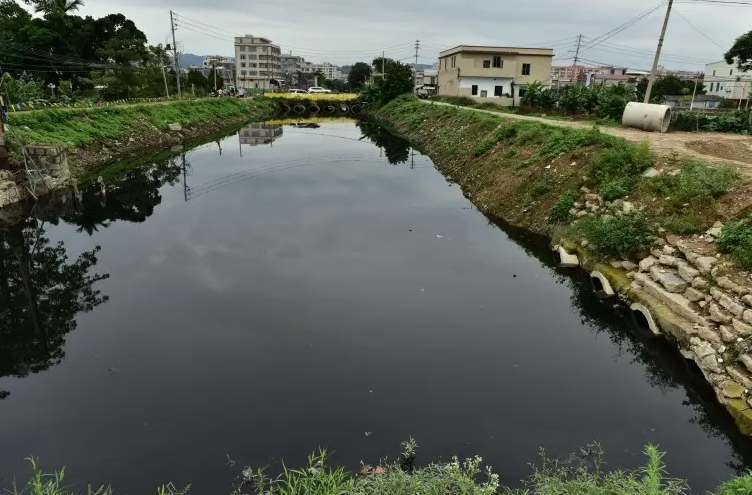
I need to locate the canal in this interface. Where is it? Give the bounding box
[0,119,750,493]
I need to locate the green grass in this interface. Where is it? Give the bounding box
[642,161,738,206]
[6,98,275,151]
[569,213,656,259]
[717,215,752,269]
[589,141,652,200]
[549,190,579,224]
[10,445,752,495]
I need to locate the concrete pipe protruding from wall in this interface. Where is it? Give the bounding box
[621,102,672,133]
[630,303,661,335]
[552,245,579,268]
[590,271,615,297]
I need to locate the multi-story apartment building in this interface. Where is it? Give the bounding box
[437,45,554,105]
[234,35,283,90]
[550,65,587,87]
[202,56,236,88]
[280,54,309,87]
[705,59,751,102]
[311,62,344,81]
[238,123,283,146]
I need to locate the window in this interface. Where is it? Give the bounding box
[471,84,478,96]
[713,70,716,76]
[444,58,448,69]
[730,69,734,76]
[519,88,528,98]
[241,62,246,68]
[483,60,491,68]
[240,54,246,60]
[493,56,502,68]
[480,90,488,97]
[451,55,456,68]
[494,85,503,97]
[522,63,531,75]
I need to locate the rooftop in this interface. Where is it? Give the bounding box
[439,45,554,57]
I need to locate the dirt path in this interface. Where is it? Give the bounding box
[425,101,752,172]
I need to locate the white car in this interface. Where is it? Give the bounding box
[307,87,332,94]
[288,88,306,94]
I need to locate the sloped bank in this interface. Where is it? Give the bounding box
[373,95,752,435]
[0,98,276,208]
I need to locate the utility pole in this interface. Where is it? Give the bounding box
[571,34,583,83]
[213,61,218,92]
[413,40,420,94]
[170,10,182,97]
[382,50,386,80]
[161,53,170,98]
[644,0,674,103]
[689,77,698,110]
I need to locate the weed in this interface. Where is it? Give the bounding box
[571,213,655,258]
[644,161,738,205]
[663,213,707,234]
[589,141,652,199]
[523,126,604,166]
[718,216,752,269]
[549,190,579,224]
[716,472,752,494]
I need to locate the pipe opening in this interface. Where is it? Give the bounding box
[630,303,661,336]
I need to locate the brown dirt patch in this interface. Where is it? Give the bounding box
[686,140,752,165]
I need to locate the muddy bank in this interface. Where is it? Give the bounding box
[373,95,752,435]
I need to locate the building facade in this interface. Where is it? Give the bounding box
[437,45,554,105]
[202,56,236,88]
[280,54,307,87]
[311,62,344,81]
[550,65,587,87]
[705,60,751,102]
[234,35,283,90]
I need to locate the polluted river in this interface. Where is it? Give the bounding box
[1,118,751,493]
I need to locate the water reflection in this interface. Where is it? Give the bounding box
[0,212,108,392]
[357,121,411,165]
[496,218,752,474]
[238,123,283,147]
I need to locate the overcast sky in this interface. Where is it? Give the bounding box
[76,0,749,70]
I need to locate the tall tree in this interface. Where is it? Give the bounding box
[725,30,752,72]
[347,62,371,91]
[25,0,83,16]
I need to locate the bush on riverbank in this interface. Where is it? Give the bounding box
[672,110,752,134]
[12,444,752,495]
[717,215,752,269]
[5,98,275,151]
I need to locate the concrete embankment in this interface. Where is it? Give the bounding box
[0,98,276,208]
[374,95,752,435]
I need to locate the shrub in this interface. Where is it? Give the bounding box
[599,179,631,201]
[589,141,652,199]
[672,110,751,134]
[717,216,752,269]
[716,472,752,495]
[524,126,603,165]
[549,190,578,224]
[572,213,655,258]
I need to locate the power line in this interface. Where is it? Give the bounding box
[583,1,667,50]
[672,7,727,49]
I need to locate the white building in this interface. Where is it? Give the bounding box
[202,56,236,87]
[705,59,752,102]
[311,62,344,81]
[234,35,283,91]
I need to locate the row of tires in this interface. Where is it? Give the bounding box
[278,102,365,115]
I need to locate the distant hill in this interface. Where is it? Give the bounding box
[179,53,205,68]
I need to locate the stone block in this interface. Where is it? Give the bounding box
[168,123,183,132]
[639,256,658,272]
[695,256,718,274]
[659,254,680,267]
[718,276,748,296]
[743,294,752,308]
[677,262,700,282]
[709,302,733,324]
[693,277,709,290]
[744,309,752,325]
[652,267,688,293]
[727,365,752,389]
[632,272,707,325]
[712,288,745,317]
[733,318,752,336]
[740,354,752,374]
[721,325,737,343]
[684,287,705,302]
[721,381,745,399]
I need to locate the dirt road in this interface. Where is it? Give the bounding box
[424,100,752,171]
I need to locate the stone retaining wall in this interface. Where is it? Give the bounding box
[617,229,752,433]
[0,145,70,209]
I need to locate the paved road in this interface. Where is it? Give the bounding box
[423,100,752,171]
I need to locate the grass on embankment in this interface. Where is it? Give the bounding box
[375,95,744,262]
[5,97,276,151]
[10,443,752,495]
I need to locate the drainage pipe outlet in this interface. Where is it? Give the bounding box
[552,245,580,268]
[590,271,615,297]
[630,303,661,335]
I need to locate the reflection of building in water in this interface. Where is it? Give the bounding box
[238,124,283,146]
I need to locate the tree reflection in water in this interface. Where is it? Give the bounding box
[0,218,109,391]
[357,120,411,165]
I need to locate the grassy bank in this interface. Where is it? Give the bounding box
[9,443,752,494]
[5,97,276,157]
[375,96,747,263]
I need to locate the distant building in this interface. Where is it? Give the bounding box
[202,56,236,88]
[234,35,283,90]
[663,94,722,110]
[416,69,438,96]
[705,59,751,103]
[550,65,587,87]
[280,54,307,87]
[437,45,554,105]
[311,62,344,81]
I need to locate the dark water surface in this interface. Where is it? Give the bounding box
[1,119,751,493]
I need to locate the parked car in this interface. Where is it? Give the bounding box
[307,87,332,94]
[288,88,306,94]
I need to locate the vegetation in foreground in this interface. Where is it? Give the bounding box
[9,443,752,495]
[376,95,746,266]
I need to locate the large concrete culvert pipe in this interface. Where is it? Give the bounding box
[621,102,672,133]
